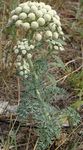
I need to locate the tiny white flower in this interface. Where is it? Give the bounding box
[31,21,39,29]
[54,45,59,50]
[19,45,25,49]
[24,70,28,74]
[8,19,13,26]
[17,40,21,45]
[15,7,22,14]
[27,1,33,7]
[22,22,30,30]
[14,46,17,50]
[57,26,62,33]
[20,41,24,45]
[16,62,21,66]
[22,50,27,55]
[19,2,27,7]
[26,46,30,51]
[44,14,51,22]
[27,53,32,59]
[23,38,28,42]
[39,2,45,7]
[19,12,27,20]
[33,2,39,7]
[15,20,22,27]
[24,45,28,49]
[60,31,64,35]
[59,46,64,51]
[17,55,22,61]
[41,8,47,14]
[63,37,65,40]
[23,63,29,69]
[53,10,57,16]
[35,33,42,41]
[37,18,45,26]
[45,5,51,11]
[12,15,18,21]
[49,23,56,32]
[19,71,24,76]
[11,10,15,16]
[22,5,30,13]
[53,32,59,39]
[20,66,23,70]
[48,10,54,16]
[28,13,36,21]
[31,5,38,12]
[45,30,52,38]
[24,74,28,78]
[24,41,28,45]
[55,15,60,20]
[53,17,61,26]
[14,48,19,54]
[35,10,43,17]
[30,45,35,49]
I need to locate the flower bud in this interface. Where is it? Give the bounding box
[24,75,28,78]
[59,46,64,51]
[49,23,56,32]
[19,12,27,20]
[41,8,47,14]
[27,53,32,59]
[19,71,24,76]
[14,48,19,54]
[22,22,30,30]
[23,5,30,13]
[15,20,22,27]
[45,5,51,11]
[31,21,39,29]
[11,10,15,15]
[45,30,52,38]
[22,50,27,55]
[54,46,59,50]
[15,7,22,14]
[31,5,38,12]
[53,32,59,39]
[16,62,21,66]
[35,33,42,41]
[44,14,51,22]
[17,55,22,61]
[37,18,45,26]
[35,10,43,17]
[28,13,36,21]
[30,45,35,49]
[12,15,18,21]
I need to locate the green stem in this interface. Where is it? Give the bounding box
[28,58,43,103]
[28,58,49,122]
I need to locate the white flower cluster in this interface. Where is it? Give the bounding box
[9,1,64,50]
[14,39,34,78]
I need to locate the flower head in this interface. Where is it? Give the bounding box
[13,39,35,78]
[10,1,65,79]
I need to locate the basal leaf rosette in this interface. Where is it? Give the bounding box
[8,1,65,51]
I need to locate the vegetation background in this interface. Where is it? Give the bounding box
[0,0,83,150]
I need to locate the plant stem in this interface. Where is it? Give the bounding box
[28,58,49,121]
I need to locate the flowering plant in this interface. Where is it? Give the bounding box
[8,1,65,78]
[6,1,80,150]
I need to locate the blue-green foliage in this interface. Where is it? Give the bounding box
[18,57,80,150]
